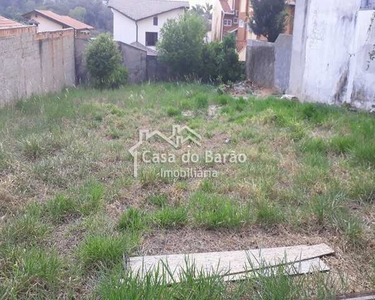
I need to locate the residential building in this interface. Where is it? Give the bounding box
[22,10,94,38]
[107,0,189,50]
[212,0,296,60]
[0,16,24,28]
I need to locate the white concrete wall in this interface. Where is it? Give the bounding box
[347,10,375,109]
[212,0,223,41]
[137,8,185,49]
[112,8,185,49]
[289,0,375,110]
[112,9,137,44]
[33,14,64,32]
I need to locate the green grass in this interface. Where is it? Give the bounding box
[147,194,168,207]
[191,192,249,229]
[0,82,374,298]
[0,247,66,299]
[255,199,284,226]
[152,206,188,228]
[44,195,78,224]
[117,207,149,232]
[78,234,138,269]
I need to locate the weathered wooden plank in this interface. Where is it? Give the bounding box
[128,243,334,283]
[224,258,329,281]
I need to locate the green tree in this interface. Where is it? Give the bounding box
[69,6,86,22]
[201,34,243,83]
[157,12,206,77]
[249,0,286,42]
[203,3,213,18]
[86,34,128,89]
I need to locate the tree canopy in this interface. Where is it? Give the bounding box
[249,0,286,42]
[158,12,243,83]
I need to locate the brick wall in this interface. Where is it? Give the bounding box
[0,26,75,105]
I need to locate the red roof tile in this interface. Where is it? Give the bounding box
[24,10,94,30]
[0,16,23,28]
[220,0,232,13]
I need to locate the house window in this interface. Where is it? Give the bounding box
[153,16,158,26]
[223,19,232,27]
[146,32,158,46]
[233,17,238,24]
[361,0,375,9]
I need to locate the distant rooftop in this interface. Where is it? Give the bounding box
[130,41,158,56]
[0,16,24,28]
[108,0,189,21]
[23,10,94,30]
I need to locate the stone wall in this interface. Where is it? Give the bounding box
[246,40,275,88]
[289,0,375,110]
[146,56,170,82]
[0,26,75,105]
[245,35,292,92]
[118,42,147,83]
[118,42,169,83]
[274,35,293,93]
[75,38,89,85]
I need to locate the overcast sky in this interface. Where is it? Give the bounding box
[189,0,214,7]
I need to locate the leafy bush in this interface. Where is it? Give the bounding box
[86,34,128,89]
[201,35,243,83]
[158,12,206,77]
[158,13,243,83]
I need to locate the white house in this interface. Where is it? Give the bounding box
[108,0,189,50]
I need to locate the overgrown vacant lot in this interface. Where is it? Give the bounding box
[0,83,375,299]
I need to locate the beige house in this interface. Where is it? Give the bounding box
[22,10,94,38]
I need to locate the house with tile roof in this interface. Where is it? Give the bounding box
[108,0,189,50]
[22,10,94,38]
[0,16,24,29]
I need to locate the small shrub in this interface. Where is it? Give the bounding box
[255,200,284,226]
[191,193,247,229]
[76,180,105,216]
[79,234,137,269]
[21,135,45,160]
[3,212,49,245]
[332,211,364,248]
[118,208,148,232]
[166,107,181,117]
[194,94,209,109]
[215,95,232,106]
[147,194,168,207]
[311,192,344,226]
[44,195,77,224]
[139,167,161,186]
[353,142,375,166]
[300,138,328,154]
[199,180,214,193]
[330,136,356,154]
[86,34,128,89]
[300,103,334,124]
[6,248,64,298]
[153,206,188,228]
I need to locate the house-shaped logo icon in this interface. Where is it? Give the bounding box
[129,125,202,177]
